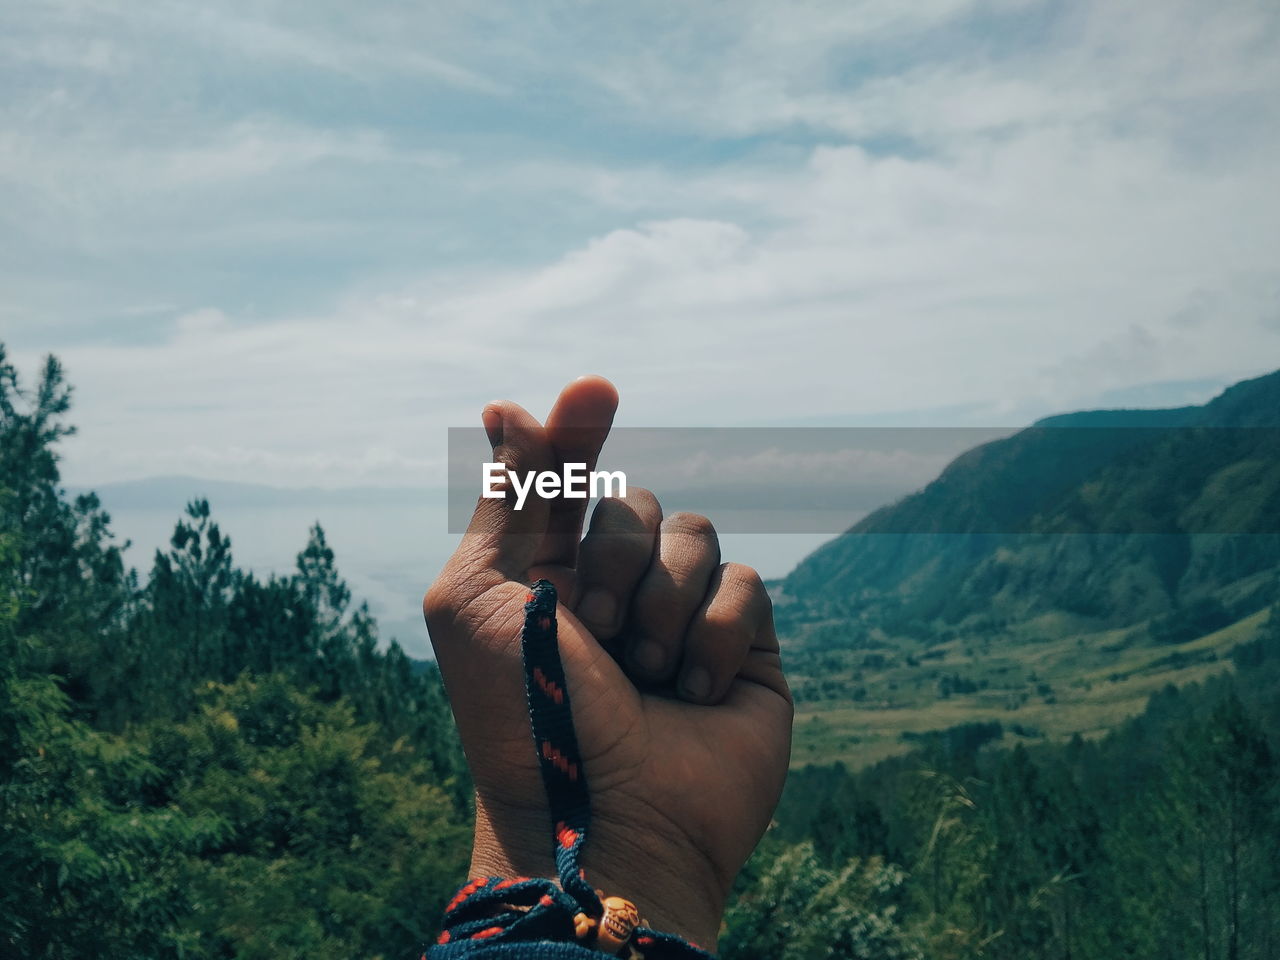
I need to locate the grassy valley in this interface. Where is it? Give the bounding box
[775,370,1280,770]
[788,602,1271,768]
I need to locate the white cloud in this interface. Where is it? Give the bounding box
[1,119,453,201]
[2,0,1278,493]
[566,0,1280,145]
[5,0,506,93]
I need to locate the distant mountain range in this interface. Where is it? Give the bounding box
[68,475,439,509]
[779,368,1280,643]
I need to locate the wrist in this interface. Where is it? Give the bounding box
[470,794,724,951]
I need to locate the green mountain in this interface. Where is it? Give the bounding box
[779,369,1280,767]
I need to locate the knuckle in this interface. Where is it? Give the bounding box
[422,579,456,625]
[425,576,519,646]
[719,562,772,614]
[663,511,717,542]
[702,606,753,639]
[593,487,661,532]
[721,562,764,593]
[422,558,488,626]
[621,486,660,515]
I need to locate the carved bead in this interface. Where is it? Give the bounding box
[596,896,640,953]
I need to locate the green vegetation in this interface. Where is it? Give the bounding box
[733,372,1280,958]
[1,347,468,958]
[4,344,1278,958]
[787,607,1270,769]
[754,631,1280,960]
[779,371,1280,769]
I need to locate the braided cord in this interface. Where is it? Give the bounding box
[521,580,600,914]
[427,580,714,959]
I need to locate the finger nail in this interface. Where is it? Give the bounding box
[481,405,503,448]
[578,589,616,629]
[680,666,711,701]
[632,640,666,675]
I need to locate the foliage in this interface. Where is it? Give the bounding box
[722,841,921,960]
[159,677,467,959]
[1,346,469,958]
[4,343,1279,958]
[777,642,1280,960]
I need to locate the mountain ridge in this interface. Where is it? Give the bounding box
[779,367,1280,768]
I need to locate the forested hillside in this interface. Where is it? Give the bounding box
[1,348,470,958]
[3,345,1277,959]
[748,634,1280,959]
[778,371,1280,769]
[783,369,1280,632]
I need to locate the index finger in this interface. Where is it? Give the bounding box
[533,375,619,570]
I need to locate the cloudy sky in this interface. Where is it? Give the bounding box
[4,0,1280,650]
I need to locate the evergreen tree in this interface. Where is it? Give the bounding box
[722,842,921,960]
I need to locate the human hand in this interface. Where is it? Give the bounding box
[423,376,792,950]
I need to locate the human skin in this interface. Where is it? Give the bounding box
[423,376,793,951]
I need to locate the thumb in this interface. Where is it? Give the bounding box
[453,397,558,590]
